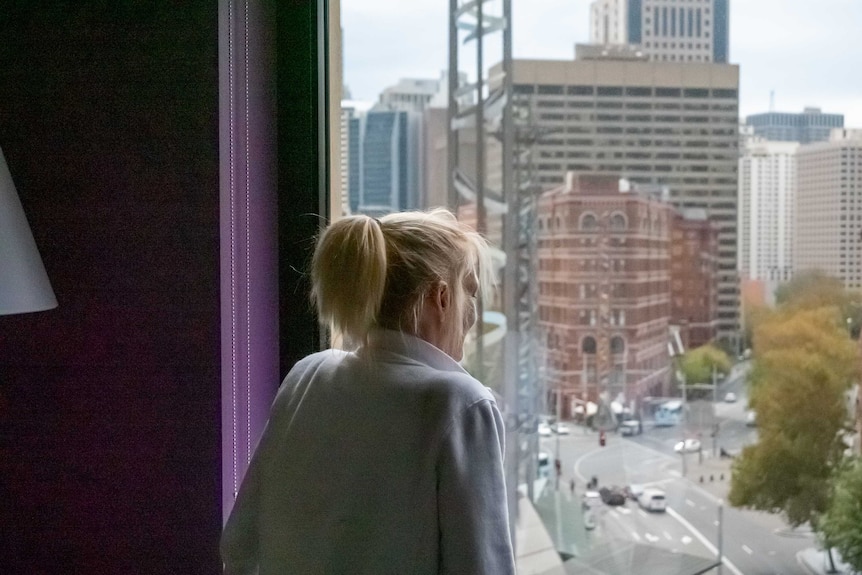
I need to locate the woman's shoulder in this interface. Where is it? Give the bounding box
[419,368,496,410]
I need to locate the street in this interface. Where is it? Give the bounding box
[534,363,817,574]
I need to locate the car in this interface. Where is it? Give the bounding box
[582,490,603,511]
[619,419,642,436]
[674,438,702,453]
[537,451,551,478]
[637,488,667,512]
[538,422,552,437]
[625,483,645,501]
[599,486,627,506]
[724,392,737,403]
[745,410,757,427]
[552,422,570,435]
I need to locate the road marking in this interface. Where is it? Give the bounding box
[742,545,753,555]
[645,533,660,543]
[666,507,745,575]
[663,531,673,541]
[685,499,696,507]
[638,509,648,518]
[681,535,692,545]
[617,506,632,515]
[631,531,642,542]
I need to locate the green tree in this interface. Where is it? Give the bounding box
[820,459,862,573]
[679,344,731,384]
[729,307,857,533]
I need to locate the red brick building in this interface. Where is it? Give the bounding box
[669,209,719,350]
[537,173,673,417]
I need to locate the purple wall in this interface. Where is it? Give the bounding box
[0,5,222,573]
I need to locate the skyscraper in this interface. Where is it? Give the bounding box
[349,107,423,216]
[738,139,798,284]
[590,0,730,63]
[795,130,862,288]
[746,107,844,145]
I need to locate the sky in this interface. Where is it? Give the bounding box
[342,0,862,125]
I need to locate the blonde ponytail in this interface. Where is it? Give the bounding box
[311,215,387,346]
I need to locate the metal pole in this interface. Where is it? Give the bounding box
[499,0,520,551]
[446,0,458,211]
[717,499,724,574]
[681,362,687,476]
[474,0,486,381]
[555,387,561,489]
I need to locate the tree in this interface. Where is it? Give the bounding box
[820,459,862,573]
[774,270,862,339]
[729,307,857,532]
[679,344,731,385]
[678,344,732,401]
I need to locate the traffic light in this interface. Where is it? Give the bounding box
[599,431,606,447]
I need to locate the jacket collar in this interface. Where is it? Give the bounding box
[362,329,469,375]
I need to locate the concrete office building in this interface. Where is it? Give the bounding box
[746,107,844,145]
[795,129,862,288]
[590,0,730,63]
[491,57,739,340]
[738,139,798,284]
[537,173,672,412]
[379,77,442,113]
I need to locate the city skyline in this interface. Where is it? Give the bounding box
[342,0,862,125]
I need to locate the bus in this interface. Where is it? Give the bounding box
[654,400,683,427]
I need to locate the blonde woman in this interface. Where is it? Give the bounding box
[221,209,515,574]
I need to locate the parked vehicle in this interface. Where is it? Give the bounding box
[724,392,737,403]
[538,422,552,437]
[552,422,571,435]
[638,488,667,512]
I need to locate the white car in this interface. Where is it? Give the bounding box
[538,422,552,437]
[581,490,602,511]
[724,392,737,403]
[552,423,570,435]
[746,410,757,427]
[638,488,667,512]
[674,438,702,453]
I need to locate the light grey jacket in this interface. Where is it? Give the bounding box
[221,329,515,575]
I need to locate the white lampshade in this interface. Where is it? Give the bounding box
[0,145,57,315]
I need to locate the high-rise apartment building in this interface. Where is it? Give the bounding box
[670,208,719,349]
[590,0,730,63]
[746,107,844,145]
[738,139,798,283]
[795,129,862,288]
[537,173,672,411]
[491,57,739,340]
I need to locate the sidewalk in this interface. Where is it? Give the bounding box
[798,547,857,575]
[683,450,734,500]
[515,486,567,575]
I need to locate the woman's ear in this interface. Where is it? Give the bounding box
[429,281,451,318]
